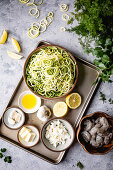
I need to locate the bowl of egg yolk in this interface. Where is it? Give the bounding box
[18,91,41,113]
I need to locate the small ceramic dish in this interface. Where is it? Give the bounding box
[17,124,40,148]
[77,112,113,155]
[41,118,75,152]
[3,106,25,130]
[18,90,41,114]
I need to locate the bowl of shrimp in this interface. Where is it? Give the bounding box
[77,112,113,154]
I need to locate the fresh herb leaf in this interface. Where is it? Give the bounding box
[4,156,12,163]
[4,157,7,162]
[100,91,106,103]
[1,148,6,152]
[0,153,3,158]
[67,17,74,25]
[93,78,99,85]
[109,98,113,104]
[77,161,84,169]
[0,148,12,163]
[105,38,112,46]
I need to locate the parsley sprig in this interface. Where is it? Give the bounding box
[77,161,84,169]
[100,92,106,103]
[109,98,113,104]
[0,148,12,163]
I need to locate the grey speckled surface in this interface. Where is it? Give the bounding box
[0,0,113,170]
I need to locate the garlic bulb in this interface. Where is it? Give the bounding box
[37,105,51,122]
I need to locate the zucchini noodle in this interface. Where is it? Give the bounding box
[48,12,54,17]
[19,0,30,4]
[27,0,34,6]
[28,12,54,38]
[60,27,66,32]
[19,0,43,6]
[60,4,69,12]
[29,5,40,18]
[19,0,43,17]
[39,23,47,32]
[62,14,70,21]
[25,46,76,98]
[34,0,43,6]
[28,26,40,38]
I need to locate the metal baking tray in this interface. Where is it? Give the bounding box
[0,41,101,164]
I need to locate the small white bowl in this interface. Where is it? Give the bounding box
[41,118,75,152]
[17,124,40,148]
[18,91,41,114]
[3,106,25,130]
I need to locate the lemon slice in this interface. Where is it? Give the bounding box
[7,51,23,60]
[11,38,21,53]
[66,93,81,109]
[0,30,8,44]
[53,101,68,117]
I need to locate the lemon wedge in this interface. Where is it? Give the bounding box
[0,30,8,44]
[7,51,23,60]
[66,93,81,109]
[11,38,21,53]
[53,101,68,117]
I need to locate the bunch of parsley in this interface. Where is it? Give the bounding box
[67,0,113,82]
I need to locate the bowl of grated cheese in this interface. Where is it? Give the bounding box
[41,118,75,152]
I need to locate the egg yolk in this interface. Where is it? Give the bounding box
[22,94,37,109]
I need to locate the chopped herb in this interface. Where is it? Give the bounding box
[67,17,74,25]
[77,161,84,169]
[109,98,113,104]
[1,148,6,152]
[100,92,106,103]
[93,78,99,85]
[0,148,12,163]
[4,156,12,163]
[0,153,3,158]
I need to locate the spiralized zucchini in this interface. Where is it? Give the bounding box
[19,0,43,17]
[34,0,43,6]
[60,27,66,32]
[25,46,76,98]
[28,12,54,38]
[28,26,40,38]
[29,5,40,18]
[19,0,43,6]
[60,4,69,12]
[27,0,34,6]
[19,0,30,4]
[62,14,70,21]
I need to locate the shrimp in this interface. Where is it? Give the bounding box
[104,133,112,145]
[89,126,99,136]
[83,119,94,131]
[95,123,101,128]
[99,117,110,133]
[90,135,103,148]
[82,117,112,148]
[81,131,91,142]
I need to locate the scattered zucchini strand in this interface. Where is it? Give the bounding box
[28,12,54,38]
[60,4,69,12]
[19,0,43,17]
[29,4,40,18]
[60,27,66,32]
[62,14,70,21]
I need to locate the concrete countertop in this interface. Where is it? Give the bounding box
[0,0,113,170]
